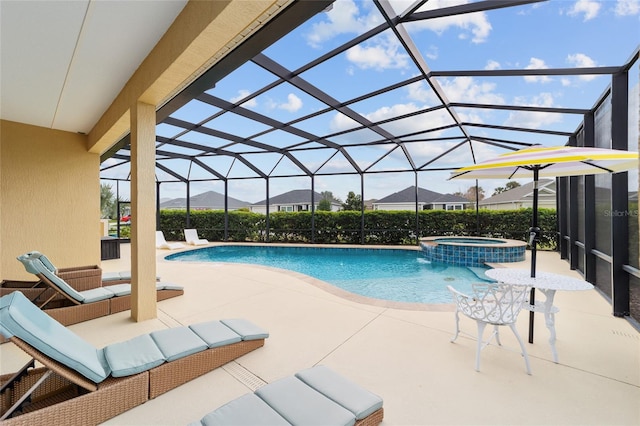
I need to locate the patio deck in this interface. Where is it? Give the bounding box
[1,242,638,425]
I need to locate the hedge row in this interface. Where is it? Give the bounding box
[158,208,557,250]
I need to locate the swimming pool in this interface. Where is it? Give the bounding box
[166,245,494,304]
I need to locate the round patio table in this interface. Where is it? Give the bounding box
[485,268,594,363]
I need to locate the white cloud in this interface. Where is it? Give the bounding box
[567,0,601,21]
[567,53,598,81]
[524,58,553,84]
[305,0,378,48]
[230,90,257,108]
[409,77,505,105]
[346,35,410,71]
[485,60,501,70]
[407,0,493,44]
[443,77,504,104]
[278,93,303,112]
[615,0,640,16]
[504,92,562,129]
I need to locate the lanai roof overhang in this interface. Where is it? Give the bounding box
[100,0,639,194]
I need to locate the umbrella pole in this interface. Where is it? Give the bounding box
[528,168,540,343]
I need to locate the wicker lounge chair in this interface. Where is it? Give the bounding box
[13,255,183,326]
[184,228,209,245]
[23,251,154,286]
[0,291,268,425]
[156,231,185,250]
[190,365,384,426]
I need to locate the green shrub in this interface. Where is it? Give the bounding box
[158,208,557,250]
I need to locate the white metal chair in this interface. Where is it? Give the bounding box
[448,282,531,374]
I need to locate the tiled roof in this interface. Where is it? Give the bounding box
[479,179,555,205]
[375,186,470,204]
[160,190,249,209]
[252,189,339,206]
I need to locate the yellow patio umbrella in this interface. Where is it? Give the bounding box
[450,145,638,341]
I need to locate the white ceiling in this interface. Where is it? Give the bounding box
[0,0,187,134]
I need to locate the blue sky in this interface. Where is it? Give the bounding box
[101,0,640,204]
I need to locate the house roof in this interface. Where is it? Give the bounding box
[479,179,555,205]
[252,189,340,206]
[375,186,469,204]
[160,190,248,209]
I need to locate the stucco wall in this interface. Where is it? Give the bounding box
[1,120,100,280]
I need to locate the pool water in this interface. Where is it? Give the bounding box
[166,246,494,304]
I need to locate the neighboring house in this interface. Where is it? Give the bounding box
[160,190,249,211]
[372,186,471,211]
[250,189,341,214]
[479,179,556,210]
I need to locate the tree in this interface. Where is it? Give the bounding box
[453,187,483,201]
[100,183,117,219]
[317,191,338,211]
[462,185,485,202]
[342,191,362,211]
[492,181,521,196]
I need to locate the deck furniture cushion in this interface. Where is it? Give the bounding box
[221,318,269,340]
[104,333,166,377]
[79,287,115,303]
[157,282,184,291]
[102,271,161,282]
[18,257,86,302]
[295,365,383,420]
[150,327,208,362]
[199,393,291,426]
[104,283,132,296]
[0,291,110,383]
[101,271,127,281]
[255,376,355,426]
[25,251,58,273]
[189,320,243,348]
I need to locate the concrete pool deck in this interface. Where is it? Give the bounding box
[1,242,638,425]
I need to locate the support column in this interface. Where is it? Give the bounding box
[130,101,158,321]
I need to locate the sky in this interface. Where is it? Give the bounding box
[100,0,640,204]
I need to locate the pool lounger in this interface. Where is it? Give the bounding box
[0,291,268,425]
[191,365,384,426]
[11,253,182,326]
[22,251,160,287]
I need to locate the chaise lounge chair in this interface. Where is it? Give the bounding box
[184,228,209,246]
[21,251,160,287]
[190,365,384,426]
[0,291,268,425]
[156,231,185,250]
[12,254,183,326]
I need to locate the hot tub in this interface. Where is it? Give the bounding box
[420,236,526,266]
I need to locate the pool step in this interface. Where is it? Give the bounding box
[467,266,495,282]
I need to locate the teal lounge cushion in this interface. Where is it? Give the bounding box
[101,271,127,281]
[79,287,114,303]
[150,327,208,362]
[23,251,57,273]
[221,319,269,341]
[295,366,383,420]
[189,321,242,348]
[103,284,132,297]
[25,258,85,302]
[255,376,355,426]
[103,334,166,377]
[156,282,183,291]
[200,393,291,426]
[0,292,110,383]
